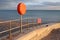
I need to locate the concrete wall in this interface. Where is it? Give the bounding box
[16,23,60,40]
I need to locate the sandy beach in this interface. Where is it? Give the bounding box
[0,20,60,40]
[0,20,42,40]
[41,28,60,40]
[16,23,60,40]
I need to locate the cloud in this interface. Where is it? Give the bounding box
[27,2,60,10]
[0,0,18,10]
[0,0,60,10]
[42,2,60,6]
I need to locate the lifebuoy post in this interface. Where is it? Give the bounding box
[17,3,26,32]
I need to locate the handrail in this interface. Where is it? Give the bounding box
[0,23,37,34]
[0,17,39,40]
[0,17,38,23]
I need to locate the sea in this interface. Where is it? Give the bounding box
[0,10,60,23]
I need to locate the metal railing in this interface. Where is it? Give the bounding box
[0,17,40,40]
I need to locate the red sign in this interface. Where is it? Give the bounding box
[17,3,26,15]
[37,18,42,24]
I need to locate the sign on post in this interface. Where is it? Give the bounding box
[17,3,26,15]
[17,3,26,32]
[37,18,42,24]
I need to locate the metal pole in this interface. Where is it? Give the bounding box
[9,20,12,40]
[27,18,29,29]
[20,15,22,33]
[32,18,34,27]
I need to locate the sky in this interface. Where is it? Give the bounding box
[0,0,60,10]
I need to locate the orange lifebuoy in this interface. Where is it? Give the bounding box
[17,3,26,15]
